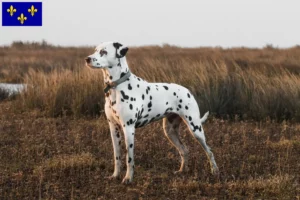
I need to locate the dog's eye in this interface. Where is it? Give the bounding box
[100,49,107,57]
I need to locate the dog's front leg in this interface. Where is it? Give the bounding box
[122,126,135,184]
[107,122,122,179]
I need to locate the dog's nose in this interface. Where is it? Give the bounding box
[85,57,91,64]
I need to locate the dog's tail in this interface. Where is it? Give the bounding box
[200,111,209,123]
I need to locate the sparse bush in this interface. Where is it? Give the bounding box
[18,68,105,117]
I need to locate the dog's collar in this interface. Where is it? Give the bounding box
[104,71,131,93]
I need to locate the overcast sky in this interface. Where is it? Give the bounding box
[0,0,299,47]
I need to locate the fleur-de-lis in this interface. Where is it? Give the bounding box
[17,13,27,24]
[28,5,38,16]
[7,5,17,16]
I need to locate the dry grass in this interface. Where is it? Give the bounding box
[0,101,299,199]
[1,43,300,120]
[0,42,300,199]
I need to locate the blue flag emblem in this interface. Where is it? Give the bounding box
[2,2,42,26]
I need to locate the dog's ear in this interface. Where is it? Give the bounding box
[113,42,122,49]
[113,42,129,58]
[119,46,129,57]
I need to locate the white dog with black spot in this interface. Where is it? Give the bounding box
[85,42,219,184]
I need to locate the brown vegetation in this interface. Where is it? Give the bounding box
[1,43,300,120]
[0,101,299,199]
[0,42,299,199]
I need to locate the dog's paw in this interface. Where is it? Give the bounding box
[105,174,120,180]
[174,166,189,175]
[122,177,132,184]
[174,170,183,175]
[211,166,220,176]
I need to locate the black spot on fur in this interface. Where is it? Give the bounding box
[109,76,113,80]
[120,72,126,78]
[187,93,191,98]
[130,144,133,148]
[150,96,152,100]
[149,117,156,122]
[137,84,140,88]
[190,122,202,132]
[137,78,141,81]
[178,104,182,108]
[163,86,169,90]
[166,102,169,105]
[189,116,192,121]
[144,114,149,118]
[165,107,173,113]
[128,84,132,90]
[148,109,151,112]
[135,122,141,128]
[185,106,189,110]
[140,119,148,127]
[148,101,152,108]
[137,108,144,120]
[129,104,133,110]
[116,133,120,138]
[142,94,145,100]
[128,157,132,163]
[127,118,136,126]
[173,92,176,96]
[120,90,129,100]
[179,99,182,103]
[156,114,160,117]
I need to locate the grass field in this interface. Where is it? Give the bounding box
[0,42,299,199]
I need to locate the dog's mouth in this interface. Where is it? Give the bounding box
[85,63,102,69]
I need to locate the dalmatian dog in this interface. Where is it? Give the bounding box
[85,42,219,184]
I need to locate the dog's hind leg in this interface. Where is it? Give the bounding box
[182,113,219,175]
[163,113,189,173]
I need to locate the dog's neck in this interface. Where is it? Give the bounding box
[101,57,130,84]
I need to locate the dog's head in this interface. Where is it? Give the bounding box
[85,42,129,69]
